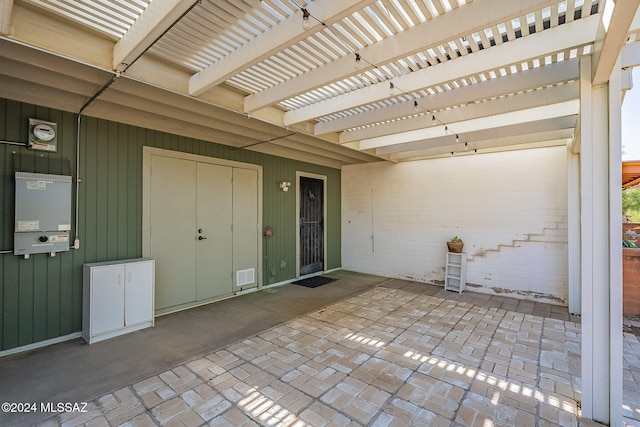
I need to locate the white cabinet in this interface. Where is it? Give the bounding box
[83,258,154,344]
[444,252,467,293]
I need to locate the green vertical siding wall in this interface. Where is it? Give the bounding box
[0,98,342,352]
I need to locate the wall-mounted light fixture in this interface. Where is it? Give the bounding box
[280,181,291,192]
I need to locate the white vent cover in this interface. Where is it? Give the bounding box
[236,268,255,286]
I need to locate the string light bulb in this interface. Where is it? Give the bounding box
[444,126,449,135]
[389,82,396,96]
[301,8,310,30]
[455,134,460,143]
[414,100,418,112]
[464,142,469,150]
[355,53,362,69]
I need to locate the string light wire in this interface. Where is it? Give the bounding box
[289,1,469,149]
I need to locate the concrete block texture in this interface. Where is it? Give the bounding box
[342,147,568,305]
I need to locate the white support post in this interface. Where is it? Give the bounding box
[579,52,624,425]
[608,56,623,427]
[567,142,581,314]
[579,55,611,424]
[579,56,595,421]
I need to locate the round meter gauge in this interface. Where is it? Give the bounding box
[32,124,56,142]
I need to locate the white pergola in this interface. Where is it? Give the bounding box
[1,0,640,424]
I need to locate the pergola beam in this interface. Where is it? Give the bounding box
[376,116,576,155]
[360,100,579,150]
[189,0,374,97]
[318,59,579,136]
[390,132,571,161]
[284,15,599,126]
[339,77,580,143]
[592,0,640,85]
[113,0,196,72]
[244,0,560,113]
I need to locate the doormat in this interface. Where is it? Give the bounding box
[293,276,337,288]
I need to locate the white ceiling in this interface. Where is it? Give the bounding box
[1,0,639,167]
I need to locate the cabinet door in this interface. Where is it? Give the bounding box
[92,266,125,335]
[125,261,154,326]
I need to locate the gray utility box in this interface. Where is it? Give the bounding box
[14,172,72,256]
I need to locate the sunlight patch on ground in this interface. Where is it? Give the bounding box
[239,388,302,426]
[344,332,386,348]
[403,350,579,416]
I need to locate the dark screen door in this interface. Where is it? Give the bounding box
[299,177,324,275]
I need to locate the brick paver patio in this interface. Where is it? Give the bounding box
[37,283,640,426]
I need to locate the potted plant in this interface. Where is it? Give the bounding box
[447,236,464,253]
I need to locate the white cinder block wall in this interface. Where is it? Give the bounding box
[342,146,568,305]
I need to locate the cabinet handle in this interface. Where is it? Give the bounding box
[128,272,132,283]
[118,274,122,285]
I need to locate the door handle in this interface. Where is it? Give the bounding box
[198,236,207,240]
